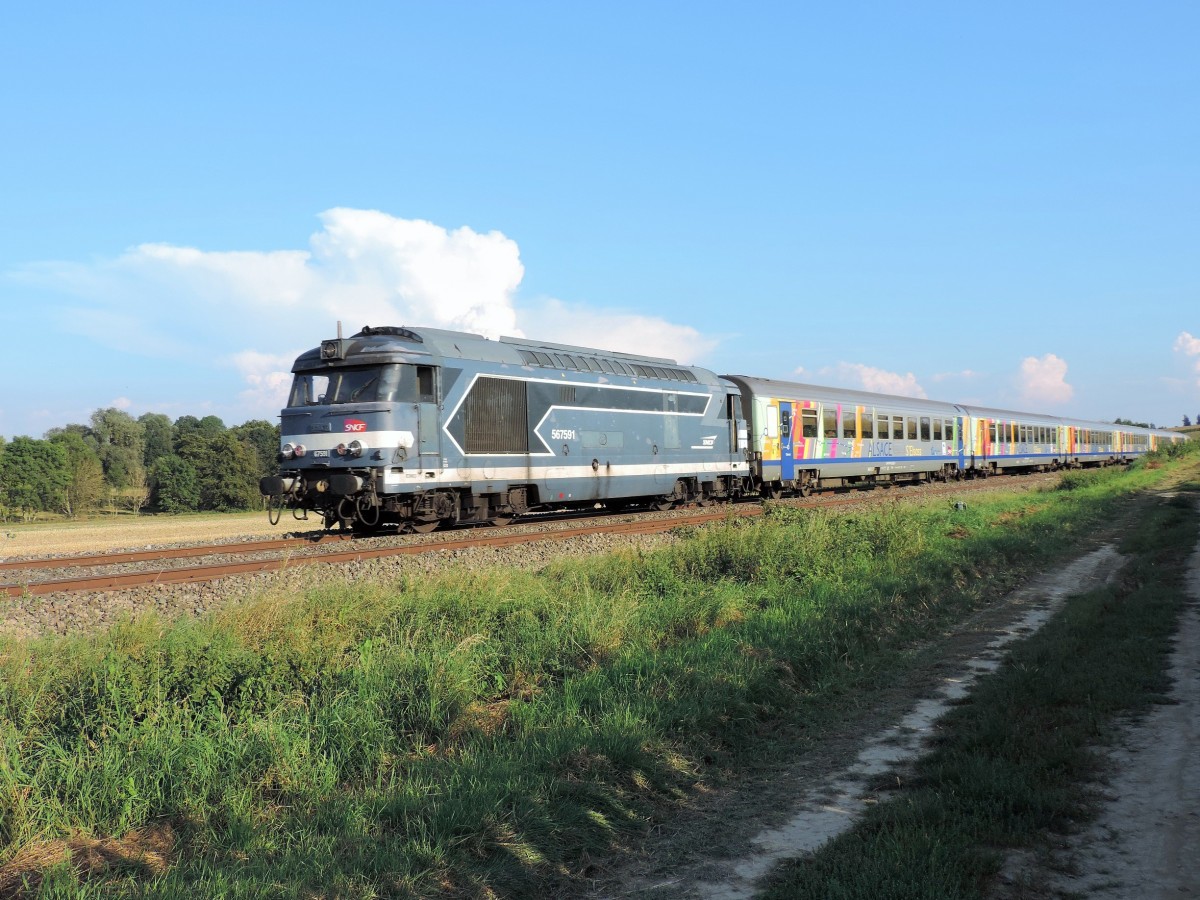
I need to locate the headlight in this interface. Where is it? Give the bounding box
[293,444,307,458]
[281,443,296,460]
[347,439,366,458]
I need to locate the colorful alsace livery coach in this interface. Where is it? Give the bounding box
[261,326,1185,531]
[727,377,1182,496]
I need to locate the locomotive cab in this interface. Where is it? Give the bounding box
[261,326,445,530]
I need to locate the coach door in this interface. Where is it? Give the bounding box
[956,416,966,471]
[779,402,795,481]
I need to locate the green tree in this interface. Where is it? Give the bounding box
[89,407,146,492]
[0,438,70,520]
[197,415,226,438]
[149,454,201,513]
[194,433,261,511]
[139,412,174,470]
[231,419,280,480]
[49,431,106,517]
[172,415,202,450]
[176,429,261,511]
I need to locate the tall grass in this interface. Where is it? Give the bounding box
[0,456,1188,897]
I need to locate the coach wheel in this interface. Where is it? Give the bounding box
[799,482,813,498]
[408,519,440,534]
[762,483,783,500]
[491,507,516,527]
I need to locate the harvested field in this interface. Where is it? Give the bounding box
[0,512,281,559]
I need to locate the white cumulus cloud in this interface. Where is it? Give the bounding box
[1017,353,1073,405]
[524,297,718,364]
[823,363,927,399]
[12,209,718,419]
[1174,331,1200,357]
[228,350,301,417]
[1174,331,1200,387]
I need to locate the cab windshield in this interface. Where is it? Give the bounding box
[289,364,408,406]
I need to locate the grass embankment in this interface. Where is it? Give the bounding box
[763,452,1200,899]
[0,450,1193,897]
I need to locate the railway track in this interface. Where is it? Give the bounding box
[1,474,1045,599]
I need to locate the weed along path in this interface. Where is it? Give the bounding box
[601,544,1129,900]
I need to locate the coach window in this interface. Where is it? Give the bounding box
[919,417,930,441]
[932,419,943,441]
[861,411,874,439]
[946,419,955,441]
[823,408,837,438]
[802,409,818,438]
[876,413,890,440]
[842,412,857,440]
[905,416,917,440]
[892,416,904,441]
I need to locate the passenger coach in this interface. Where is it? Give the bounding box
[723,376,966,494]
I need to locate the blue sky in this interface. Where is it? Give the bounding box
[2,2,1197,439]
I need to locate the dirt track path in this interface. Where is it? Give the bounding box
[591,493,1200,899]
[1004,500,1200,898]
[590,535,1136,898]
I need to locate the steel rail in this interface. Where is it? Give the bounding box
[1,474,1035,599]
[1,509,757,598]
[0,534,348,572]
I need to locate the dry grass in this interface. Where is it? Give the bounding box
[0,512,282,558]
[0,823,176,898]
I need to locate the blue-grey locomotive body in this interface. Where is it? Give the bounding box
[261,326,751,531]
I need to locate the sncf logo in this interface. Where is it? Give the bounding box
[344,419,368,433]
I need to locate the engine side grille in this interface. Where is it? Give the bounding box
[464,377,530,453]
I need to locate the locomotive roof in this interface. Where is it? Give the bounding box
[293,324,723,384]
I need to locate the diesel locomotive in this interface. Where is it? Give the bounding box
[260,325,1185,532]
[260,325,751,531]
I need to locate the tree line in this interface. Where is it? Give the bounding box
[0,409,279,521]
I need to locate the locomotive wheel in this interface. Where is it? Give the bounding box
[409,520,440,534]
[654,497,676,512]
[490,509,516,527]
